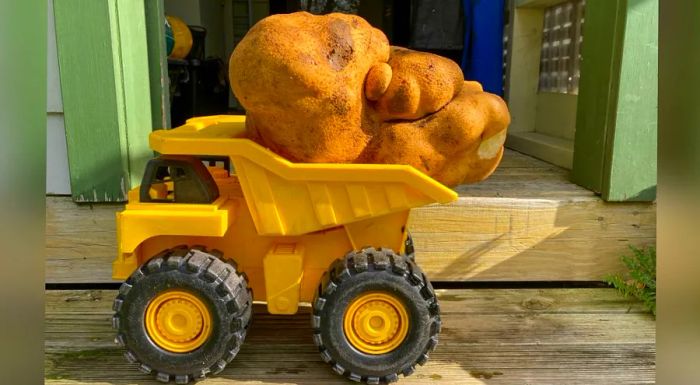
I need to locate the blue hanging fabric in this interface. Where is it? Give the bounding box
[460,0,505,96]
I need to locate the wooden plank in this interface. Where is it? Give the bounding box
[505,131,573,169]
[144,0,170,130]
[411,197,655,281]
[44,288,651,316]
[45,289,656,384]
[504,5,543,134]
[571,0,626,196]
[535,93,578,141]
[54,0,128,202]
[54,0,152,202]
[603,0,657,201]
[110,0,154,190]
[573,0,657,201]
[47,0,63,114]
[45,150,656,283]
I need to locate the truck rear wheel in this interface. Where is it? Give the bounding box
[112,247,252,383]
[312,248,441,384]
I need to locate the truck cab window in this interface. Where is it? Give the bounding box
[140,156,219,204]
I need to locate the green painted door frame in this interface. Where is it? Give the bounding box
[54,0,168,202]
[572,0,657,201]
[145,0,170,131]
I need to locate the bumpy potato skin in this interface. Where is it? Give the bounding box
[230,12,389,162]
[364,63,392,101]
[372,47,464,121]
[229,12,510,186]
[370,82,510,187]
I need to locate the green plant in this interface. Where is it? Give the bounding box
[605,245,656,315]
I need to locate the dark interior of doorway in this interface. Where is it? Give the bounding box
[168,0,465,127]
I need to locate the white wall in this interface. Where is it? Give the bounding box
[165,0,226,59]
[46,0,71,195]
[164,0,202,25]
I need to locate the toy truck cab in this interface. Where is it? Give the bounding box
[112,115,457,384]
[139,155,223,204]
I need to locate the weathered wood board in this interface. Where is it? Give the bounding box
[603,0,658,201]
[53,0,153,202]
[572,0,658,202]
[45,288,656,384]
[46,150,655,283]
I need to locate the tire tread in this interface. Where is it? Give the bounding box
[112,247,252,383]
[311,247,440,384]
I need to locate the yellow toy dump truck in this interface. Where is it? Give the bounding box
[112,115,458,384]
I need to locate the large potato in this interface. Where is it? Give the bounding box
[229,12,510,186]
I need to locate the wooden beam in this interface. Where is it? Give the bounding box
[410,196,654,281]
[504,4,543,133]
[45,151,656,284]
[603,0,658,201]
[572,0,657,201]
[144,0,170,130]
[572,0,625,194]
[54,0,153,202]
[110,0,154,190]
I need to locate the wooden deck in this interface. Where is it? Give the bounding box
[45,288,655,384]
[45,149,655,383]
[46,149,656,283]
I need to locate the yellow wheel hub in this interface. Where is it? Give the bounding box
[343,292,409,354]
[145,290,212,353]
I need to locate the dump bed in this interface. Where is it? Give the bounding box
[150,115,458,236]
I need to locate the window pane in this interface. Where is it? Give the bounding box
[538,0,585,95]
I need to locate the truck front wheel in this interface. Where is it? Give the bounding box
[312,248,441,384]
[112,247,252,383]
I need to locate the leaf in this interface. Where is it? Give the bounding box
[606,245,656,316]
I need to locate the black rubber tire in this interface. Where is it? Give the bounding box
[311,247,441,384]
[112,247,252,384]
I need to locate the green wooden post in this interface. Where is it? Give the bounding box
[571,0,626,195]
[572,0,657,201]
[603,0,657,201]
[54,0,153,202]
[145,0,170,130]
